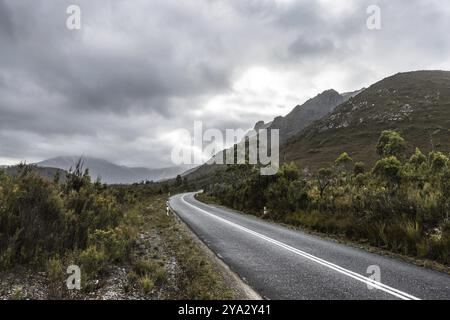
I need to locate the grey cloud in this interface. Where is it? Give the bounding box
[0,0,449,167]
[0,0,14,38]
[288,36,336,57]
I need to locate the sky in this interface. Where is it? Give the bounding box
[1,0,450,168]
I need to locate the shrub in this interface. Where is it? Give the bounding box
[372,156,402,187]
[134,259,160,276]
[89,228,131,263]
[335,152,353,173]
[0,164,132,270]
[133,258,167,285]
[47,257,63,283]
[78,245,107,278]
[376,130,406,159]
[354,162,365,176]
[0,171,65,265]
[138,276,154,294]
[46,257,64,298]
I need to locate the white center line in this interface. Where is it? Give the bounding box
[180,194,421,301]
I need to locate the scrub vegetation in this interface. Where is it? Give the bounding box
[0,162,233,299]
[201,130,450,266]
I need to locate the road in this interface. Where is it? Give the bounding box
[169,192,450,300]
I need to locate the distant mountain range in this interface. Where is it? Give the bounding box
[185,70,450,181]
[35,156,190,184]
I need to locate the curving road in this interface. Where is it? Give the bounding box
[169,192,450,300]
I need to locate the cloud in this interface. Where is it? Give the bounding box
[0,0,449,167]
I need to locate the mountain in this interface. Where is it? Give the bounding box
[184,88,362,181]
[281,70,450,170]
[3,165,67,182]
[253,88,363,144]
[36,156,188,184]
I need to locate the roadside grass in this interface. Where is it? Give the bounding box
[196,193,450,275]
[136,194,234,300]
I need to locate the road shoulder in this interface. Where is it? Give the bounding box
[169,199,262,300]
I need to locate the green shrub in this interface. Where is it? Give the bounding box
[0,164,133,270]
[134,259,159,276]
[133,258,167,285]
[0,171,65,265]
[89,228,132,263]
[138,276,154,294]
[46,257,64,299]
[47,257,63,283]
[78,245,107,278]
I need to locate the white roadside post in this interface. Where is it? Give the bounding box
[167,192,171,216]
[263,206,268,216]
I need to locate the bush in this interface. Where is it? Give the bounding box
[46,257,64,298]
[0,171,65,265]
[133,259,167,285]
[138,276,154,294]
[0,162,140,288]
[78,246,107,279]
[89,228,132,263]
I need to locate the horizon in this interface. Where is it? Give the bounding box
[2,68,448,169]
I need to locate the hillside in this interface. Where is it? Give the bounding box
[281,70,450,171]
[3,165,67,182]
[254,88,362,144]
[184,88,360,181]
[37,156,188,184]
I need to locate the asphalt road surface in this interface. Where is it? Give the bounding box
[169,192,450,300]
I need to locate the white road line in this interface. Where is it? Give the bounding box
[180,194,421,301]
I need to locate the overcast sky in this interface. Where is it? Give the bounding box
[1,0,449,168]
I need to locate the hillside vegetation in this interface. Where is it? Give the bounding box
[184,71,450,183]
[282,71,450,171]
[202,130,450,266]
[0,163,233,299]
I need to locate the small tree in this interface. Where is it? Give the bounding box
[287,179,310,211]
[376,130,406,159]
[265,177,290,217]
[64,159,91,193]
[372,156,402,189]
[409,148,427,168]
[182,177,189,189]
[278,162,300,182]
[316,168,333,198]
[354,161,365,176]
[335,152,353,174]
[175,175,183,187]
[441,169,450,221]
[429,151,449,173]
[53,170,61,185]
